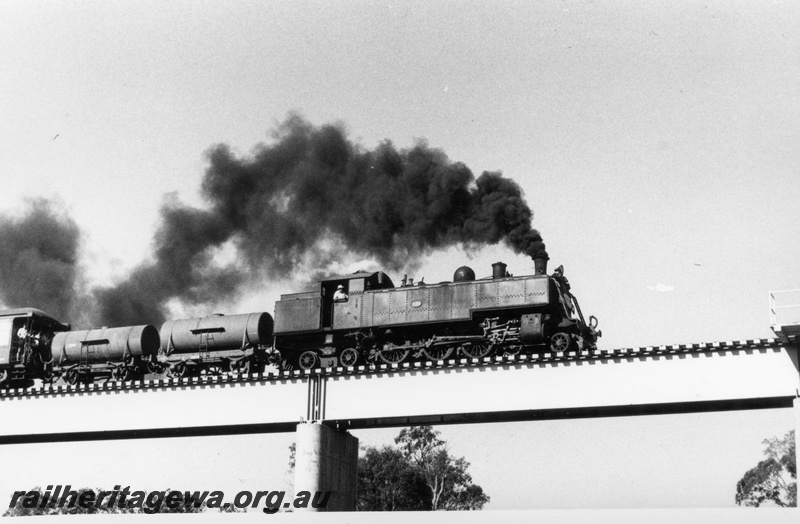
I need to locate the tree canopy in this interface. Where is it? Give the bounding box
[736,430,796,508]
[393,426,489,510]
[287,425,489,511]
[358,446,432,511]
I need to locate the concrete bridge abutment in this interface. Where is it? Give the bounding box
[293,422,358,512]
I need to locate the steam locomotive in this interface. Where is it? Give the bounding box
[0,258,599,387]
[274,259,600,370]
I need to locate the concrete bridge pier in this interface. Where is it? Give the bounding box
[293,422,358,511]
[795,397,800,491]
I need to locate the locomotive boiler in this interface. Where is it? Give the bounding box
[273,259,600,370]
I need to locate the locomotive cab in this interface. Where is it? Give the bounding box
[321,272,394,329]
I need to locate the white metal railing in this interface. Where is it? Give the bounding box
[769,289,800,335]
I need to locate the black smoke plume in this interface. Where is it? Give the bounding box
[96,115,546,325]
[96,113,545,325]
[0,199,82,321]
[94,114,546,325]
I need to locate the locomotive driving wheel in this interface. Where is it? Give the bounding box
[422,345,454,361]
[297,351,318,370]
[460,342,492,359]
[339,347,359,367]
[550,332,571,352]
[377,347,409,365]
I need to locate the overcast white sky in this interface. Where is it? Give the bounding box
[1,0,799,512]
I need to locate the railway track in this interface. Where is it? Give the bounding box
[0,337,791,400]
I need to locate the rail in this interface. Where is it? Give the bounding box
[0,337,789,400]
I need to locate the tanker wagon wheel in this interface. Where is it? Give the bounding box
[229,359,250,375]
[65,369,80,385]
[146,361,165,375]
[202,365,224,377]
[167,362,186,379]
[459,342,492,359]
[422,345,454,362]
[550,332,571,352]
[111,366,131,382]
[297,351,319,370]
[339,347,360,367]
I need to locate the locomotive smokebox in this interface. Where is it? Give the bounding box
[492,262,507,279]
[533,256,548,275]
[453,266,476,282]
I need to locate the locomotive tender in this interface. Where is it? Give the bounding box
[0,258,600,386]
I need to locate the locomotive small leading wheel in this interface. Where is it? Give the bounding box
[550,332,571,352]
[339,347,359,367]
[0,369,8,385]
[297,351,319,370]
[422,345,454,362]
[460,343,492,359]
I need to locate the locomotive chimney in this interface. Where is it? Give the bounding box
[492,262,507,279]
[532,255,548,275]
